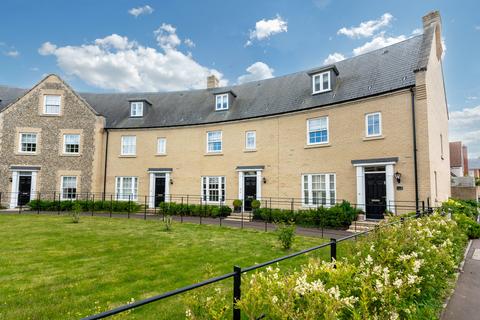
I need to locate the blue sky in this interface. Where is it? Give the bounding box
[0,0,479,157]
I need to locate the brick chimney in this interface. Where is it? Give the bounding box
[207,75,219,89]
[422,10,443,60]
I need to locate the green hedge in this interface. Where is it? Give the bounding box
[157,202,232,218]
[253,200,361,228]
[27,199,141,213]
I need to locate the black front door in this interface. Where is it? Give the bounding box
[17,175,32,206]
[365,173,386,219]
[244,176,257,211]
[154,177,166,207]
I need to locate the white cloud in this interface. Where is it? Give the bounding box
[4,50,19,57]
[38,42,57,55]
[30,67,39,72]
[237,62,274,84]
[312,0,331,9]
[475,26,480,31]
[128,5,154,17]
[467,96,478,101]
[337,13,393,39]
[411,28,422,36]
[246,15,287,45]
[38,28,227,92]
[449,105,480,157]
[154,23,181,49]
[184,38,195,48]
[352,32,406,56]
[323,52,345,65]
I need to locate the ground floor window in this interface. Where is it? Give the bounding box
[202,176,225,202]
[115,176,138,201]
[302,173,336,206]
[61,176,77,200]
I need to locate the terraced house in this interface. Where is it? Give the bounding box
[0,11,449,218]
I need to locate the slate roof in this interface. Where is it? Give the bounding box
[0,30,433,129]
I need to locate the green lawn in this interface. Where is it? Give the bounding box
[0,214,331,319]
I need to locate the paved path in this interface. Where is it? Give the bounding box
[442,239,480,320]
[0,210,352,240]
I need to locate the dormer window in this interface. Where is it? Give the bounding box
[312,71,331,94]
[130,101,144,117]
[215,94,229,111]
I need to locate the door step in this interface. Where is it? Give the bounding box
[225,212,253,222]
[346,219,381,233]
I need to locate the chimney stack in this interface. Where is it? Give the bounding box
[422,10,441,29]
[422,10,443,60]
[207,75,219,89]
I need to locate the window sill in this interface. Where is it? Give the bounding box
[119,155,137,158]
[363,135,385,141]
[311,89,332,96]
[243,149,257,153]
[61,153,81,157]
[39,114,61,117]
[304,143,331,149]
[16,152,38,156]
[204,152,223,156]
[155,153,167,157]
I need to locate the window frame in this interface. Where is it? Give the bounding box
[121,135,137,156]
[215,94,229,111]
[157,137,167,155]
[61,176,78,200]
[130,101,144,117]
[43,95,61,115]
[19,132,38,154]
[302,173,336,207]
[365,112,382,137]
[206,130,223,153]
[115,176,138,201]
[306,116,329,145]
[63,134,80,154]
[201,176,226,203]
[245,131,256,150]
[312,71,331,94]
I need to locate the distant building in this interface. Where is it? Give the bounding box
[449,141,469,177]
[469,158,480,179]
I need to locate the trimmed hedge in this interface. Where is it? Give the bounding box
[27,199,141,213]
[253,200,361,228]
[157,202,232,218]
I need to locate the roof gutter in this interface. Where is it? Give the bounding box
[410,87,420,213]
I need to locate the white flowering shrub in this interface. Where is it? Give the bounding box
[186,213,467,319]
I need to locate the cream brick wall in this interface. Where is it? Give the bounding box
[105,90,420,207]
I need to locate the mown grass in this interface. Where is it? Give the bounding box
[0,214,337,319]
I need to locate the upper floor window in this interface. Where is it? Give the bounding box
[130,102,144,117]
[64,134,80,154]
[245,131,256,150]
[312,71,331,94]
[307,117,328,145]
[202,176,226,203]
[302,173,336,206]
[157,137,166,155]
[215,94,229,111]
[44,95,61,115]
[61,176,77,200]
[365,112,382,137]
[19,133,37,153]
[121,135,136,156]
[207,130,222,153]
[115,176,138,201]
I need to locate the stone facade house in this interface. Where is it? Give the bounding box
[0,11,450,217]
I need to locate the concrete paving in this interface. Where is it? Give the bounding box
[442,239,480,320]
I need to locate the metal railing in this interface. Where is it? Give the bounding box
[79,212,423,320]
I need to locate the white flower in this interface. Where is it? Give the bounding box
[375,279,384,293]
[390,311,399,320]
[407,274,418,285]
[413,259,423,273]
[365,255,373,264]
[393,278,403,288]
[272,295,278,303]
[186,309,192,318]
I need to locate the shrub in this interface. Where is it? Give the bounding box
[27,199,141,213]
[232,199,242,209]
[70,202,81,223]
[163,215,173,231]
[276,222,296,250]
[253,201,361,228]
[187,213,468,319]
[453,213,480,239]
[156,202,232,218]
[440,199,478,220]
